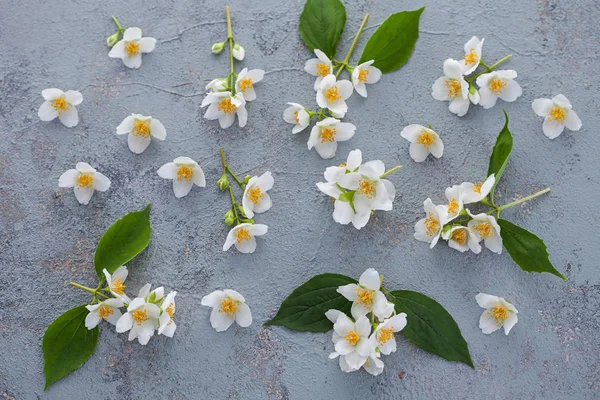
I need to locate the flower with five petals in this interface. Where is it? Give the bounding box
[202,92,247,129]
[373,313,408,355]
[115,284,161,345]
[467,210,502,254]
[235,68,265,102]
[85,298,124,329]
[432,59,470,116]
[475,70,522,109]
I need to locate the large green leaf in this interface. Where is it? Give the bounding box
[94,204,152,277]
[299,0,346,58]
[498,219,566,280]
[487,109,513,204]
[265,273,356,332]
[43,305,99,390]
[388,290,474,368]
[359,8,424,73]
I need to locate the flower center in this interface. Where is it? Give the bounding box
[445,79,462,98]
[176,165,194,182]
[325,86,342,103]
[247,186,264,204]
[473,222,493,239]
[416,131,436,148]
[239,77,253,92]
[473,182,483,194]
[98,304,114,321]
[463,49,478,65]
[425,213,440,236]
[293,110,300,123]
[125,41,140,57]
[344,330,360,346]
[76,173,94,188]
[451,228,468,245]
[218,98,237,114]
[488,305,509,325]
[356,287,374,308]
[316,63,330,77]
[447,198,458,215]
[219,297,238,316]
[111,278,126,295]
[548,106,566,124]
[489,78,507,95]
[132,309,149,325]
[320,127,336,143]
[377,327,394,345]
[356,179,375,199]
[51,97,70,115]
[358,68,369,83]
[132,120,151,138]
[166,303,175,324]
[235,227,251,243]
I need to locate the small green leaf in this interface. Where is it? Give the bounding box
[338,191,354,203]
[359,8,425,73]
[43,305,99,390]
[498,219,566,280]
[388,290,474,368]
[265,273,356,332]
[299,0,346,58]
[94,204,152,277]
[487,109,513,203]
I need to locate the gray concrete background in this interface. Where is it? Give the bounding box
[1,0,599,398]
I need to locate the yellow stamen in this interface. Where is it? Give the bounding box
[356,287,374,308]
[425,213,439,236]
[239,77,253,92]
[488,305,509,326]
[176,165,194,182]
[325,86,342,103]
[247,186,264,205]
[320,127,336,143]
[356,179,375,199]
[132,120,151,138]
[125,41,140,58]
[463,49,478,65]
[451,228,468,245]
[445,79,462,98]
[219,297,238,316]
[489,78,507,95]
[51,97,70,115]
[235,227,251,243]
[218,98,237,114]
[76,173,94,188]
[377,327,394,345]
[111,278,126,295]
[166,303,175,325]
[358,68,369,83]
[447,198,458,215]
[98,304,114,321]
[416,131,436,149]
[473,182,483,194]
[293,110,299,123]
[548,106,566,124]
[132,309,149,326]
[316,63,330,77]
[344,330,360,346]
[473,222,493,239]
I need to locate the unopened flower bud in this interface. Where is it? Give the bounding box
[212,41,226,54]
[217,173,229,190]
[233,42,245,61]
[106,32,120,47]
[224,209,235,226]
[243,175,252,184]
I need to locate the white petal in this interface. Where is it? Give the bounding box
[123,27,142,41]
[564,110,582,131]
[400,124,424,142]
[108,40,126,58]
[235,236,257,253]
[552,94,572,109]
[65,90,83,106]
[92,172,111,192]
[201,290,225,308]
[122,54,142,69]
[479,311,501,334]
[235,303,252,327]
[503,313,518,335]
[85,312,100,329]
[128,134,151,154]
[150,119,167,140]
[138,37,156,53]
[192,165,206,187]
[532,98,553,117]
[172,179,194,198]
[42,88,64,101]
[542,118,565,139]
[210,308,235,332]
[157,162,177,179]
[498,80,522,102]
[58,169,78,188]
[449,97,470,116]
[116,116,134,134]
[74,186,94,205]
[475,293,501,309]
[332,201,354,225]
[337,284,359,302]
[409,142,430,162]
[346,149,362,170]
[58,107,79,127]
[431,77,450,101]
[38,101,58,121]
[115,312,133,333]
[358,268,380,290]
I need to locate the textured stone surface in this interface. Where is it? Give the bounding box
[1,0,599,398]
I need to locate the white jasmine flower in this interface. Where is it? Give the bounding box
[116,113,166,154]
[468,86,481,105]
[532,94,582,139]
[158,291,177,337]
[157,157,206,198]
[108,27,156,69]
[316,74,353,118]
[467,210,502,254]
[329,314,376,371]
[373,313,408,355]
[316,182,370,230]
[85,298,124,329]
[235,68,265,101]
[361,351,385,376]
[304,49,333,90]
[432,59,470,117]
[444,185,464,221]
[475,293,518,335]
[283,103,310,133]
[102,266,131,303]
[115,284,160,345]
[459,36,484,75]
[442,225,482,254]
[308,118,356,159]
[242,171,274,218]
[233,43,245,61]
[201,289,252,332]
[38,88,83,128]
[206,78,228,92]
[201,91,247,129]
[414,198,448,248]
[476,70,522,109]
[400,124,444,162]
[460,174,495,204]
[58,162,111,205]
[337,268,394,320]
[223,223,268,253]
[351,60,382,98]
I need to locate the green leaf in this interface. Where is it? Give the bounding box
[388,290,474,368]
[43,305,99,389]
[265,273,356,332]
[498,219,566,280]
[94,204,152,277]
[299,0,346,58]
[359,8,424,73]
[487,109,513,203]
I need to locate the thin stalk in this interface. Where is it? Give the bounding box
[468,55,512,82]
[335,13,370,78]
[111,16,124,32]
[225,6,235,89]
[380,165,402,179]
[497,188,550,211]
[69,282,110,299]
[228,186,241,223]
[220,148,244,188]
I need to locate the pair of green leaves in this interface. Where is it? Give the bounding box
[299,0,424,73]
[487,111,566,280]
[43,205,152,390]
[265,273,474,368]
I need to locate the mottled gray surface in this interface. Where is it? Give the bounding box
[1,0,599,398]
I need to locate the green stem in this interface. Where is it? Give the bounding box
[497,188,550,211]
[220,148,244,188]
[225,6,235,90]
[468,55,512,82]
[111,16,124,32]
[335,13,370,78]
[380,165,402,179]
[228,186,241,224]
[69,282,110,299]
